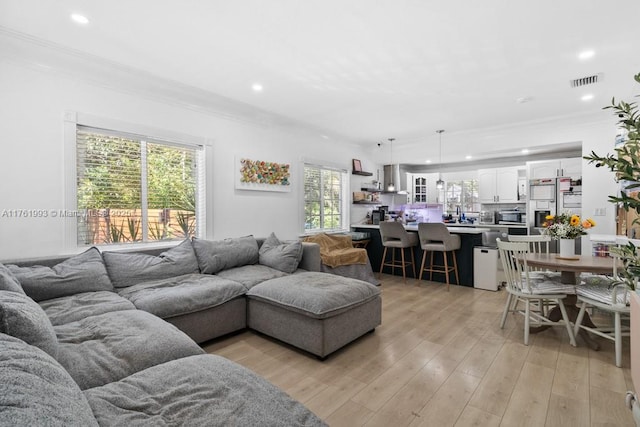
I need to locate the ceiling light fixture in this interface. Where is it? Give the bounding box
[521,148,530,154]
[578,50,595,60]
[387,138,396,192]
[436,130,445,190]
[251,83,263,92]
[70,13,89,25]
[581,94,594,101]
[465,155,472,160]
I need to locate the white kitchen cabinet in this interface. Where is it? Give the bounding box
[409,173,441,204]
[479,167,519,203]
[527,158,581,179]
[559,157,582,178]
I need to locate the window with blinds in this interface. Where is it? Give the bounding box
[303,164,348,232]
[76,126,204,246]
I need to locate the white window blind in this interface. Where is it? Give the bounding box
[76,126,205,246]
[303,163,348,233]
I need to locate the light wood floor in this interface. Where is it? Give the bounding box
[202,274,636,426]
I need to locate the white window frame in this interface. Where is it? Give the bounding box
[301,161,350,235]
[64,112,212,251]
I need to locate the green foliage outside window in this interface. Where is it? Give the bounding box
[304,166,344,232]
[76,129,198,245]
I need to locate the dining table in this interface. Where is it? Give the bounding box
[521,253,622,350]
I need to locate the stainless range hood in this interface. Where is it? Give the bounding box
[383,164,408,194]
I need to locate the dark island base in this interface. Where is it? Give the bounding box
[352,227,483,287]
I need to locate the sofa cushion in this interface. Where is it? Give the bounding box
[259,232,303,274]
[7,247,113,301]
[0,290,58,358]
[39,291,136,326]
[54,310,204,390]
[192,236,259,274]
[0,263,24,294]
[116,273,246,318]
[102,239,199,288]
[217,264,289,290]
[84,354,325,427]
[0,333,98,427]
[246,272,381,319]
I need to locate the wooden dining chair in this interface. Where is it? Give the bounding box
[574,246,633,367]
[497,238,577,347]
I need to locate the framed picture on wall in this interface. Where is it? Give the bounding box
[235,156,292,192]
[352,159,362,172]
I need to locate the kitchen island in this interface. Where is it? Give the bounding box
[351,223,491,287]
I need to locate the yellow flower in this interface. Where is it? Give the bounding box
[545,214,554,220]
[570,215,580,226]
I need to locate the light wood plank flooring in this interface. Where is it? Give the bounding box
[202,274,636,426]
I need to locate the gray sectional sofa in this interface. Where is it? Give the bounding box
[0,233,381,426]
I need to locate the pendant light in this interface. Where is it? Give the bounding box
[387,138,396,192]
[436,130,445,189]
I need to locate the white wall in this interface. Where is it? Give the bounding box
[0,61,376,259]
[0,56,622,260]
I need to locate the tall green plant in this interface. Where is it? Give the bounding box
[583,72,640,290]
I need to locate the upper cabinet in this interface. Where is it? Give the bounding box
[527,158,582,179]
[408,173,440,204]
[479,167,519,203]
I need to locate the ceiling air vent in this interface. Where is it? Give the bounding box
[570,73,604,88]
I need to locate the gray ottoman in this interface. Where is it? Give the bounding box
[246,272,381,358]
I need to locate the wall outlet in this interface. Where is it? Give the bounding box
[594,207,607,216]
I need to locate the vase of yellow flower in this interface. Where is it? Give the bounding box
[542,212,596,257]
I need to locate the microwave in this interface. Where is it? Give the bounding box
[497,210,526,225]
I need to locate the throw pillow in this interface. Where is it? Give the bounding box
[192,236,259,274]
[102,239,199,288]
[0,263,25,294]
[0,290,58,359]
[8,247,113,302]
[0,333,98,427]
[258,232,303,274]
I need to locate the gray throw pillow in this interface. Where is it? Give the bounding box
[259,233,303,274]
[192,236,259,274]
[0,333,98,427]
[103,239,199,288]
[8,247,113,302]
[0,290,58,359]
[0,263,25,294]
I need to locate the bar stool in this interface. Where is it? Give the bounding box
[417,222,460,290]
[379,222,418,283]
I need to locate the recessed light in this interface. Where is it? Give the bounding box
[71,13,89,25]
[465,155,472,160]
[581,94,594,101]
[425,160,432,164]
[516,96,533,104]
[251,83,263,92]
[578,50,595,60]
[521,149,530,154]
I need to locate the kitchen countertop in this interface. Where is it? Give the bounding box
[352,223,491,234]
[476,223,528,229]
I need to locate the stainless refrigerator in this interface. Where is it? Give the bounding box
[528,177,582,253]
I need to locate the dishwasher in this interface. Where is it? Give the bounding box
[473,230,506,291]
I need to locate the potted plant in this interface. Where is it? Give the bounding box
[584,72,640,291]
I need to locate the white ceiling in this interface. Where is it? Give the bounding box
[2,0,640,164]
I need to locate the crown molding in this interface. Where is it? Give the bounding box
[0,26,358,144]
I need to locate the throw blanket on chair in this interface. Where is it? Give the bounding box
[303,233,367,268]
